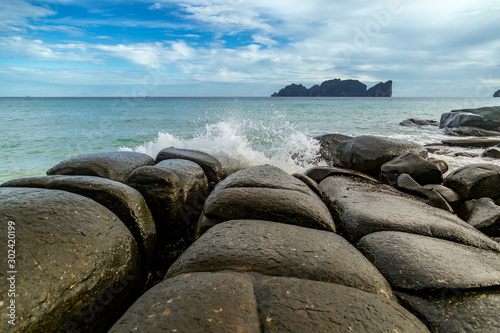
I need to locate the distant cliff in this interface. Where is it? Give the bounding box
[494,89,500,97]
[271,79,392,97]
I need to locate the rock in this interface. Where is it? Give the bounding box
[109,272,260,333]
[454,151,480,158]
[337,135,428,177]
[357,231,500,290]
[255,276,429,333]
[483,147,500,158]
[213,164,314,196]
[464,198,500,237]
[156,147,224,184]
[319,175,500,252]
[292,173,325,199]
[305,166,380,183]
[1,175,156,277]
[423,184,462,211]
[197,187,336,236]
[447,107,500,130]
[396,174,453,213]
[366,80,393,97]
[443,164,500,200]
[399,119,438,127]
[126,159,209,275]
[495,89,500,97]
[440,138,500,148]
[0,188,140,333]
[445,127,500,137]
[380,152,443,187]
[167,220,395,300]
[428,157,449,174]
[397,288,500,333]
[46,151,155,183]
[313,133,352,166]
[440,112,484,128]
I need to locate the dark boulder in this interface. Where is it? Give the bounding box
[357,231,500,290]
[396,174,453,212]
[156,147,223,184]
[314,133,352,166]
[292,173,325,199]
[445,127,500,137]
[423,184,462,211]
[197,187,335,236]
[126,159,209,276]
[482,147,500,158]
[305,166,380,184]
[1,175,156,277]
[168,220,395,300]
[440,112,484,128]
[448,107,500,130]
[380,152,443,187]
[0,188,140,333]
[337,135,428,177]
[397,288,500,333]
[440,138,500,148]
[464,198,500,237]
[428,157,449,174]
[319,175,500,252]
[399,119,438,127]
[46,151,155,183]
[443,164,500,200]
[213,164,314,196]
[255,276,429,333]
[366,80,393,97]
[109,272,260,333]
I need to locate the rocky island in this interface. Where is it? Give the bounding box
[271,78,392,97]
[494,89,500,97]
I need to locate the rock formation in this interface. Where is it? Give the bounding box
[494,89,500,97]
[272,79,392,97]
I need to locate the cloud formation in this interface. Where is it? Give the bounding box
[0,0,499,96]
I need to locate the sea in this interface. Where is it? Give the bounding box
[1,97,500,183]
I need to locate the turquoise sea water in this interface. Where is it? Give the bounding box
[1,97,500,183]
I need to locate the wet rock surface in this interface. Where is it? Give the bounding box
[464,197,500,236]
[443,164,500,200]
[337,135,428,177]
[314,133,352,166]
[320,175,500,251]
[46,151,155,183]
[168,220,395,300]
[357,231,500,290]
[0,187,140,333]
[380,152,443,186]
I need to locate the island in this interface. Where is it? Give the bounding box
[494,89,500,97]
[271,79,392,97]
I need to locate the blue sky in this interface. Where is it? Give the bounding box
[1,0,499,97]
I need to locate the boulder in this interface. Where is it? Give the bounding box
[313,133,352,166]
[357,231,500,290]
[213,164,314,196]
[440,138,500,148]
[0,188,140,333]
[292,173,325,199]
[443,164,500,200]
[428,157,449,174]
[46,151,155,183]
[109,272,260,333]
[1,175,156,276]
[397,288,500,333]
[197,187,336,236]
[444,127,500,137]
[254,276,429,333]
[423,184,462,211]
[319,175,500,252]
[380,152,443,187]
[447,107,500,130]
[396,174,453,212]
[156,147,223,184]
[482,147,500,158]
[337,135,428,177]
[126,159,209,276]
[440,112,484,128]
[167,220,395,300]
[464,198,500,236]
[399,119,438,127]
[304,166,380,184]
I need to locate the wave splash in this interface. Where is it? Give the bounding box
[121,119,326,175]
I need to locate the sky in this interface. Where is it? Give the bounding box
[0,0,499,97]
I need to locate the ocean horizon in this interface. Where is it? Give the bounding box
[2,96,500,183]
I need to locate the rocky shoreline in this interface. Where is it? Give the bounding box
[1,109,500,332]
